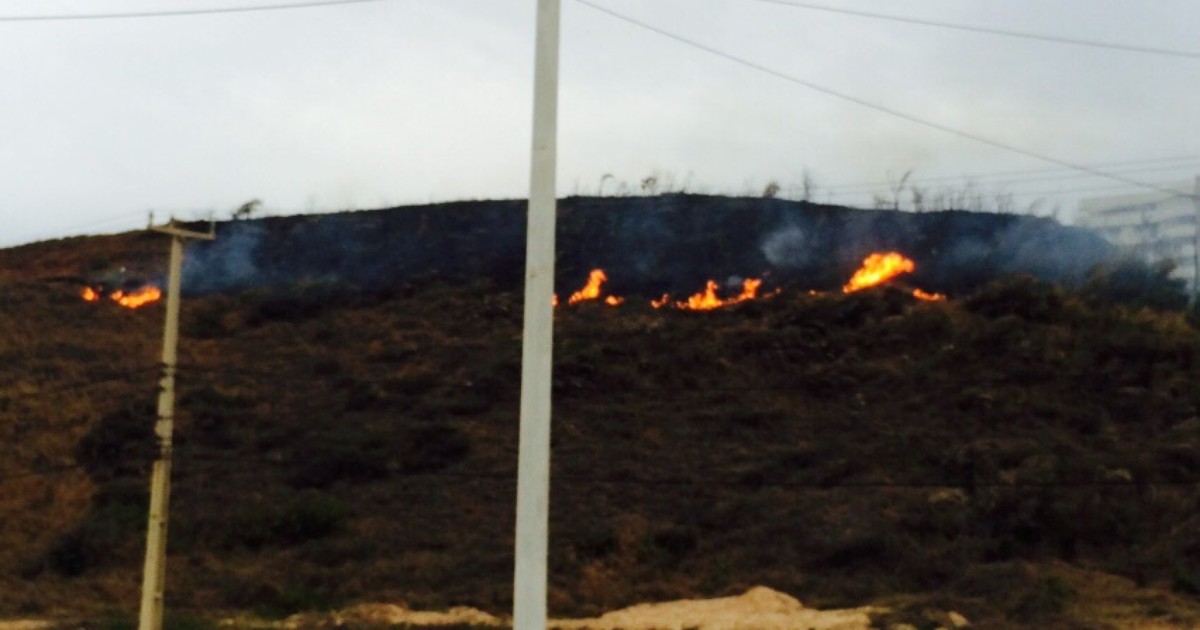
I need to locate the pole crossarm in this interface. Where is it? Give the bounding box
[149,222,215,241]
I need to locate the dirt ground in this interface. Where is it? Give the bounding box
[0,623,54,630]
[549,586,885,630]
[273,587,890,630]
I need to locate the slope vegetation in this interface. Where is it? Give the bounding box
[1,198,1198,629]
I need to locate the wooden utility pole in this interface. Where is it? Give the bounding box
[514,1,560,629]
[138,219,214,630]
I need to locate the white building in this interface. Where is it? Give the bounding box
[1076,177,1200,290]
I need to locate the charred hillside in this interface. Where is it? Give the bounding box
[2,197,1199,629]
[180,195,1129,299]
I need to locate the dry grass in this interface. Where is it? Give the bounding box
[3,218,1200,629]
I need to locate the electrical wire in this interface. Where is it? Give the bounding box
[41,210,146,232]
[573,0,1198,202]
[0,367,160,402]
[0,0,390,22]
[7,210,149,247]
[1003,181,1197,199]
[822,179,1198,202]
[174,452,1200,491]
[819,158,1200,194]
[3,443,1188,491]
[0,463,85,484]
[747,0,1200,60]
[3,454,1185,493]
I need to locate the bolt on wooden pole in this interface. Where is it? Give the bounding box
[514,1,560,629]
[138,220,214,630]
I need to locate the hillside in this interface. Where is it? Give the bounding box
[2,196,1200,629]
[173,195,1125,298]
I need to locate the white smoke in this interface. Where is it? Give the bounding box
[760,225,809,268]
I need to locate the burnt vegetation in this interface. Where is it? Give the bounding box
[2,196,1200,628]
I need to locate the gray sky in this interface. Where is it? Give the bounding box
[2,0,1197,247]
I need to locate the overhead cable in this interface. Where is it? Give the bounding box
[0,0,389,22]
[5,449,1187,493]
[0,367,160,402]
[823,179,1199,202]
[820,157,1200,193]
[748,0,1200,60]
[574,0,1197,201]
[173,452,1200,490]
[0,464,84,484]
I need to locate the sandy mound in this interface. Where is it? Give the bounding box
[0,622,55,630]
[264,587,881,629]
[282,603,504,628]
[551,586,881,630]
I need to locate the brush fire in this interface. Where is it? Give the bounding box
[666,278,772,311]
[83,252,940,313]
[554,269,624,308]
[842,252,945,301]
[552,252,941,310]
[80,284,163,309]
[567,269,620,306]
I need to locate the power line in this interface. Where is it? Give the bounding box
[5,453,1189,492]
[172,452,1200,491]
[820,157,1200,194]
[574,0,1197,202]
[46,210,146,232]
[2,452,1184,490]
[0,367,160,402]
[9,210,149,247]
[0,464,85,484]
[1002,181,1196,200]
[748,0,1200,60]
[822,179,1197,202]
[0,0,389,22]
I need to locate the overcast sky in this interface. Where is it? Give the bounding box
[1,0,1197,247]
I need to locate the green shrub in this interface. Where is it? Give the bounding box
[181,384,256,449]
[337,376,382,412]
[398,425,471,474]
[963,275,1066,322]
[42,478,147,576]
[252,582,342,619]
[164,613,216,630]
[76,400,158,481]
[288,431,391,489]
[1082,258,1188,311]
[273,492,350,545]
[1009,576,1076,622]
[198,491,350,551]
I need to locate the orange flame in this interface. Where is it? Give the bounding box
[912,288,946,302]
[109,286,163,309]
[559,269,623,307]
[740,278,763,299]
[651,293,671,309]
[843,252,916,293]
[675,278,767,311]
[568,269,608,304]
[680,280,723,310]
[81,284,163,308]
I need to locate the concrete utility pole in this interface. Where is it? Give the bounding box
[138,219,214,630]
[1193,175,1200,303]
[514,1,560,629]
